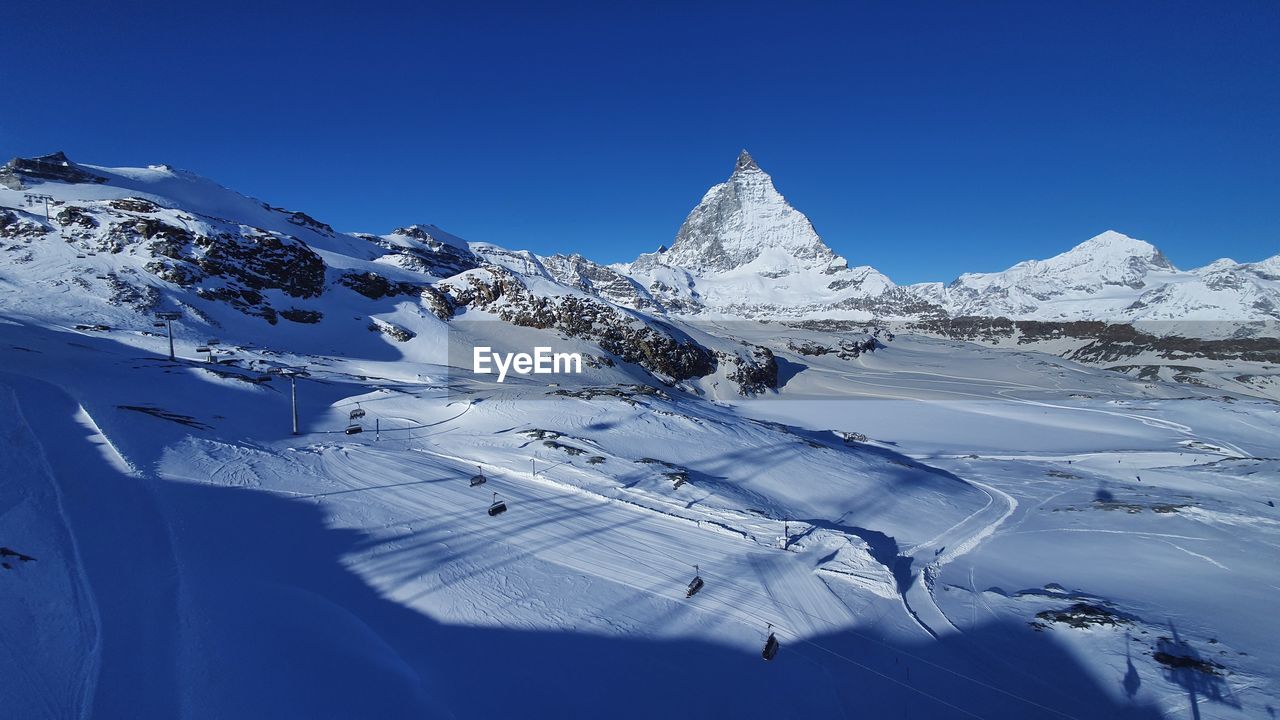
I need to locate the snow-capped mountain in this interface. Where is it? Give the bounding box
[637,150,840,275]
[626,151,895,318]
[921,230,1177,318]
[618,151,1278,332]
[911,231,1280,332]
[5,150,1280,720]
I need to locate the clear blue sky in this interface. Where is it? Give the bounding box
[3,1,1277,282]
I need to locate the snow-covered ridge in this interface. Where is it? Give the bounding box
[617,151,1278,330]
[2,150,1277,338]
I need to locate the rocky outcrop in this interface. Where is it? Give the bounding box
[339,271,424,300]
[435,267,716,382]
[542,254,661,311]
[0,152,107,187]
[109,198,159,213]
[718,344,778,395]
[908,316,1280,365]
[0,211,48,239]
[281,308,323,323]
[368,317,415,342]
[356,225,481,278]
[787,336,881,360]
[55,206,98,229]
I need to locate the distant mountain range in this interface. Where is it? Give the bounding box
[1,149,1277,399]
[619,150,1279,334]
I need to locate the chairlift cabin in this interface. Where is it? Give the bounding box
[153,322,166,328]
[470,466,487,487]
[487,492,507,516]
[349,408,366,421]
[344,423,363,435]
[686,565,704,598]
[762,627,780,661]
[195,346,210,353]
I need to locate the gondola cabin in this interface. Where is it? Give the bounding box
[686,563,706,597]
[344,423,363,435]
[762,632,779,661]
[488,493,507,516]
[686,575,704,598]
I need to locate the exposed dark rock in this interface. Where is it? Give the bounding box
[718,344,777,395]
[1035,603,1131,629]
[437,267,715,382]
[910,316,1280,364]
[358,225,481,277]
[368,318,415,342]
[0,210,49,239]
[550,385,669,404]
[280,308,323,323]
[340,271,424,300]
[109,197,159,213]
[261,204,335,235]
[0,151,106,186]
[543,253,661,310]
[419,285,453,319]
[787,336,881,360]
[542,440,586,455]
[55,206,98,229]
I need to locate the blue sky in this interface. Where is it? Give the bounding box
[2,1,1277,282]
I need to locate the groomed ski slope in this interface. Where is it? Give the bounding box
[2,312,1277,718]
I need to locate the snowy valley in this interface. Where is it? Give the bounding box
[1,150,1278,719]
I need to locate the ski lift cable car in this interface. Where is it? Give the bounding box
[762,623,780,661]
[686,564,704,598]
[488,492,507,516]
[470,465,487,487]
[344,422,363,435]
[350,407,366,420]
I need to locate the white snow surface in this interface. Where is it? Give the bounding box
[0,153,1278,718]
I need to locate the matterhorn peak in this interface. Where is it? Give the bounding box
[633,151,841,276]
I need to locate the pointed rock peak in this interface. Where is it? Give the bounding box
[734,149,760,173]
[1,151,106,186]
[391,224,435,240]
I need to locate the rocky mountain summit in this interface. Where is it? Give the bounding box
[1,149,1276,399]
[634,150,842,276]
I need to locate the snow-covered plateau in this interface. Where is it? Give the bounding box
[1,150,1277,718]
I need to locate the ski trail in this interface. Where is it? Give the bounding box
[2,373,185,718]
[0,385,102,720]
[901,478,1017,639]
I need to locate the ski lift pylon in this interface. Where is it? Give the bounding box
[487,491,507,516]
[762,624,780,661]
[686,564,704,598]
